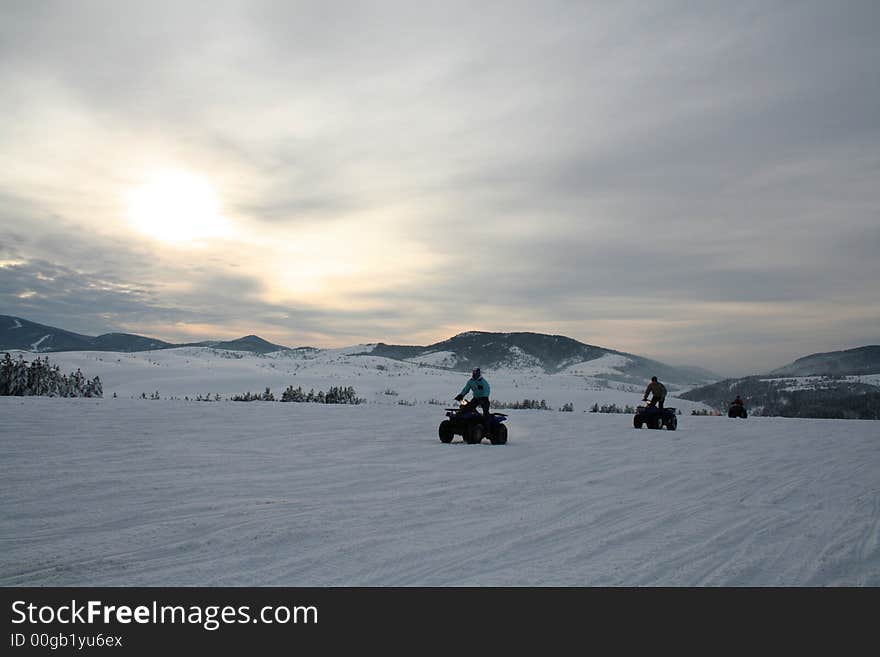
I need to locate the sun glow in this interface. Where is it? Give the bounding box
[127,170,230,243]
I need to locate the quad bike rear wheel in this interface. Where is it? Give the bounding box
[490,424,508,445]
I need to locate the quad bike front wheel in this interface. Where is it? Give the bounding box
[490,424,508,445]
[439,420,454,443]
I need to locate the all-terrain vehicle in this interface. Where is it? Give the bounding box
[728,404,748,418]
[439,405,508,444]
[633,404,678,430]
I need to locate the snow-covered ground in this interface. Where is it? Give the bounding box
[3,347,711,413]
[2,397,878,586]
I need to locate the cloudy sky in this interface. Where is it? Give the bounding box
[1,0,878,375]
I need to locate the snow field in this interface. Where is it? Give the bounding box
[3,347,712,413]
[2,397,878,586]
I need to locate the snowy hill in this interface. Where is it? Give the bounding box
[2,397,877,586]
[369,331,717,385]
[769,345,880,377]
[200,334,290,354]
[1,317,717,393]
[2,345,715,414]
[680,344,880,419]
[680,374,880,420]
[0,315,102,352]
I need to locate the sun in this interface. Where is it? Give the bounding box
[127,170,229,243]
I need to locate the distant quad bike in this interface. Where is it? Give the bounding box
[633,404,678,431]
[728,404,748,418]
[439,406,508,445]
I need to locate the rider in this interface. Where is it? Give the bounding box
[731,395,744,407]
[455,368,491,428]
[642,376,667,409]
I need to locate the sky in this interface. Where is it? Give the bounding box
[1,0,878,376]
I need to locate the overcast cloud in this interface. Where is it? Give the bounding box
[1,0,878,375]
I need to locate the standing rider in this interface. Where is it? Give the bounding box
[643,376,667,409]
[455,368,491,429]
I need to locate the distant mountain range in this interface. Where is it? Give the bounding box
[6,314,878,409]
[5,313,877,419]
[1,314,717,386]
[768,346,880,377]
[366,331,717,385]
[0,315,289,355]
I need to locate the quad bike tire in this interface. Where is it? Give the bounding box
[634,415,644,429]
[439,420,454,443]
[667,415,677,431]
[490,424,508,445]
[651,415,665,430]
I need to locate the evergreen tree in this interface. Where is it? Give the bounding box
[281,385,305,402]
[0,353,102,398]
[13,355,28,396]
[0,353,13,395]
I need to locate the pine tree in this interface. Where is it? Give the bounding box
[13,356,28,396]
[282,385,306,402]
[0,353,13,395]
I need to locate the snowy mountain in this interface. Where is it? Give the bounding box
[680,345,880,419]
[368,331,717,385]
[0,343,717,415]
[0,315,287,354]
[89,332,176,352]
[1,315,101,352]
[194,335,289,354]
[2,316,717,388]
[769,345,880,376]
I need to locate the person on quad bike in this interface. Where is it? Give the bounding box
[731,395,744,408]
[643,376,667,409]
[455,368,491,428]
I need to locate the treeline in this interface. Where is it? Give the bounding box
[232,385,364,404]
[1,353,103,398]
[764,389,880,420]
[492,399,551,410]
[589,403,637,414]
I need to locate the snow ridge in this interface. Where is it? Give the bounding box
[31,334,51,351]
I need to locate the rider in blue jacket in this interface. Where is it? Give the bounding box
[455,368,491,427]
